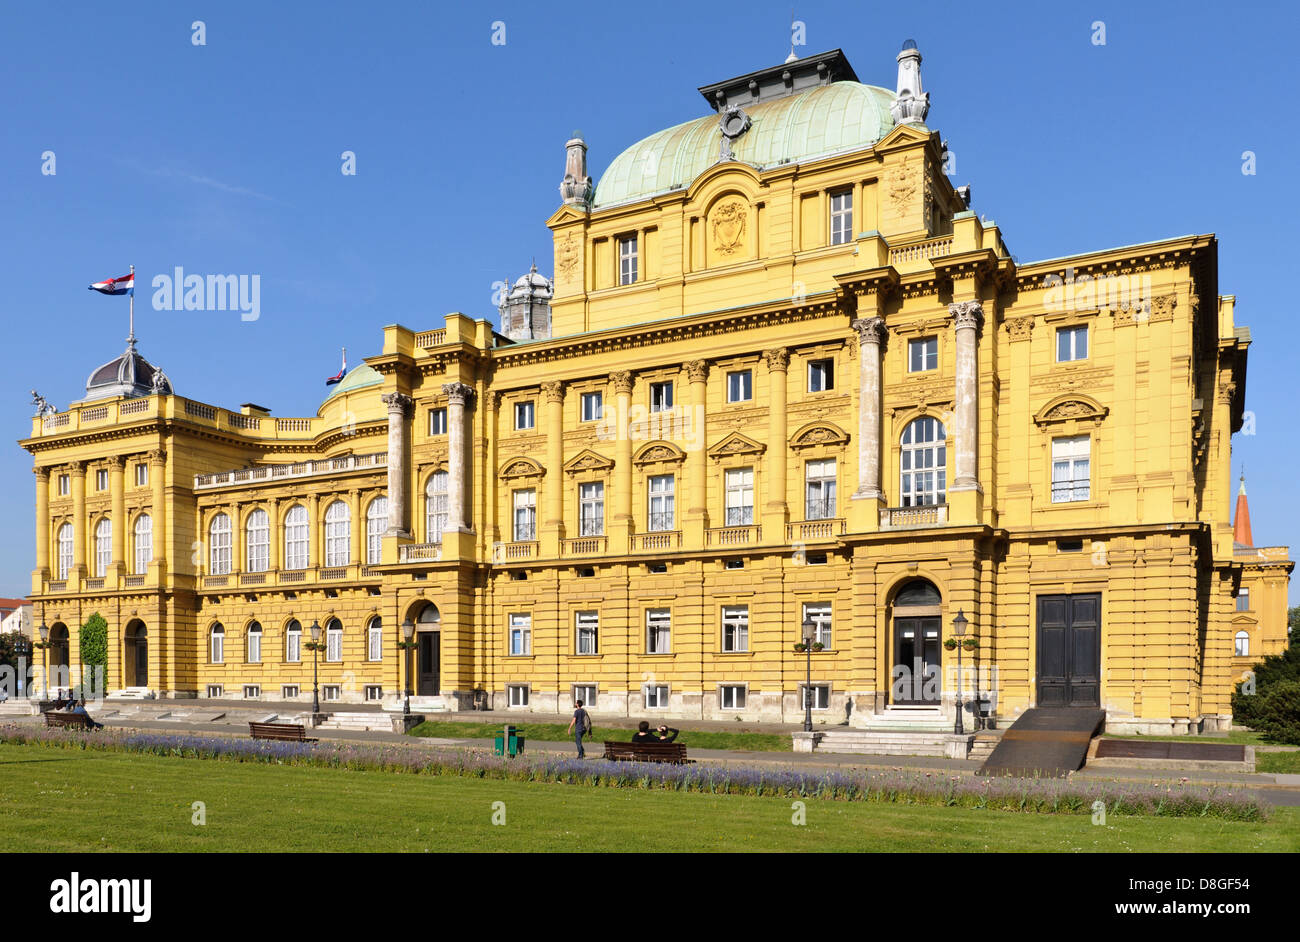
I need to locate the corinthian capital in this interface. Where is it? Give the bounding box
[381,392,414,415]
[685,360,709,383]
[851,317,889,351]
[541,381,564,403]
[762,348,790,372]
[33,466,50,481]
[609,371,634,394]
[441,382,475,407]
[949,301,985,332]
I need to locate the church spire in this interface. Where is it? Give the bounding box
[1233,471,1254,547]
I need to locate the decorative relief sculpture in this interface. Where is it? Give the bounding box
[711,199,748,256]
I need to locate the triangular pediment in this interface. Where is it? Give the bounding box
[546,205,591,228]
[707,431,765,460]
[563,448,615,474]
[874,122,937,153]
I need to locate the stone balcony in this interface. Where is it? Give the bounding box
[786,518,846,543]
[194,452,387,491]
[398,542,442,563]
[879,504,949,530]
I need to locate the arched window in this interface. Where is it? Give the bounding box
[895,579,942,607]
[210,623,225,664]
[284,505,308,570]
[367,616,382,662]
[366,496,388,565]
[94,518,112,577]
[326,618,343,662]
[324,500,351,566]
[132,514,152,574]
[247,621,262,663]
[426,471,448,543]
[1234,631,1250,657]
[209,513,232,574]
[901,416,947,506]
[56,523,73,580]
[246,509,270,572]
[285,619,302,663]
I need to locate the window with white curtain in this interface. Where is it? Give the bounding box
[56,523,73,580]
[246,622,262,663]
[724,468,754,525]
[324,500,351,566]
[94,518,112,577]
[284,505,308,570]
[367,616,382,661]
[210,624,225,664]
[579,482,604,536]
[1051,435,1091,503]
[285,619,302,663]
[246,509,270,572]
[209,513,232,574]
[426,472,448,543]
[901,417,947,506]
[326,618,343,662]
[722,605,749,652]
[803,602,832,648]
[648,475,674,531]
[646,609,671,653]
[576,611,599,655]
[513,489,536,541]
[805,460,836,520]
[366,497,387,564]
[132,514,151,574]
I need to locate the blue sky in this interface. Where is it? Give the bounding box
[2,1,1297,601]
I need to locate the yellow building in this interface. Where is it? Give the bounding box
[1228,476,1294,683]
[21,44,1291,733]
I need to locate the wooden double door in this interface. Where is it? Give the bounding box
[892,616,942,704]
[1036,593,1101,707]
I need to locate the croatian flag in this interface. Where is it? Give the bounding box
[325,348,347,386]
[88,273,134,296]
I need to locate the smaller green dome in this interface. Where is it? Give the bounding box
[321,364,382,404]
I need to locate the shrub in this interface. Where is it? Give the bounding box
[1239,681,1300,746]
[78,613,108,695]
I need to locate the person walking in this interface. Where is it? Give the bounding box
[568,699,592,758]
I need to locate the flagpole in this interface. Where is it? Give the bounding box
[127,264,136,348]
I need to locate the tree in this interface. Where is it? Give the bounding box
[79,612,108,696]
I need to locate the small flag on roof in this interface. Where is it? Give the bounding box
[325,347,347,386]
[89,272,135,296]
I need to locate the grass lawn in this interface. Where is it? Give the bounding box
[408,719,791,752]
[0,742,1295,852]
[1256,751,1300,774]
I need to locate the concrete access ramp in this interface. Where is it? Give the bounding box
[976,708,1106,778]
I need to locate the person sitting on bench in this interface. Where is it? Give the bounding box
[68,699,103,730]
[631,721,679,743]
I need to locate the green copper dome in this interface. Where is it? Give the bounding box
[321,364,382,405]
[593,81,898,209]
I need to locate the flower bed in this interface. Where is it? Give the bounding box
[0,725,1267,821]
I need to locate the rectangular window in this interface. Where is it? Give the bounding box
[573,684,597,706]
[644,684,668,709]
[133,518,151,575]
[281,685,300,699]
[581,391,603,422]
[513,489,536,541]
[719,685,747,709]
[647,474,675,531]
[134,464,148,487]
[1236,589,1251,612]
[830,189,853,245]
[285,628,301,664]
[243,685,261,699]
[96,469,108,491]
[650,381,673,413]
[646,609,671,654]
[514,400,535,430]
[726,369,753,403]
[429,408,447,435]
[724,468,754,526]
[508,684,529,707]
[619,234,638,285]
[803,602,832,648]
[509,613,532,655]
[579,482,604,536]
[722,605,749,652]
[576,611,599,655]
[57,474,69,496]
[909,337,938,372]
[1056,325,1089,362]
[365,685,383,702]
[1050,435,1091,503]
[801,684,830,710]
[206,685,223,699]
[808,358,834,392]
[805,459,836,520]
[322,685,341,702]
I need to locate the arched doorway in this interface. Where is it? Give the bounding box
[48,623,71,694]
[890,579,942,705]
[124,621,148,688]
[413,604,440,696]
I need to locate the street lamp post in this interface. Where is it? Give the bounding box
[398,618,418,717]
[305,620,325,717]
[951,610,969,736]
[801,616,816,732]
[35,623,50,701]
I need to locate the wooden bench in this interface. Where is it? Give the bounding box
[45,711,96,730]
[248,722,318,742]
[602,741,690,764]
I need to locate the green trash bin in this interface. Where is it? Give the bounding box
[493,725,525,757]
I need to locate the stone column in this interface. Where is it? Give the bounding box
[950,301,984,491]
[851,318,888,499]
[763,349,789,528]
[684,361,709,545]
[382,393,413,537]
[148,449,167,575]
[442,382,475,532]
[307,494,320,569]
[70,462,87,576]
[34,467,50,575]
[108,457,125,577]
[349,488,363,566]
[229,501,241,573]
[610,371,634,550]
[541,381,565,555]
[268,498,281,571]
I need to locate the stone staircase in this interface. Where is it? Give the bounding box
[316,712,397,732]
[406,696,452,713]
[858,705,952,732]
